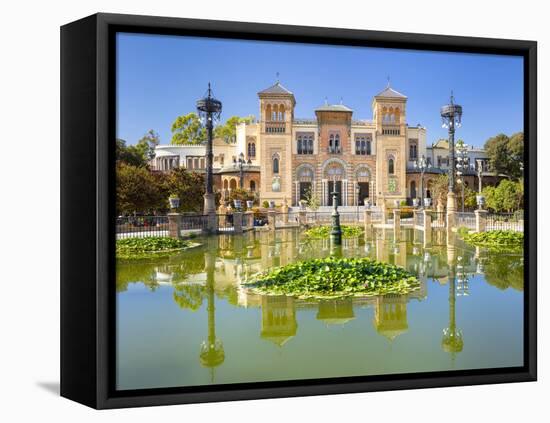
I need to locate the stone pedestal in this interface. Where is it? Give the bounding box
[299,210,307,227]
[393,209,401,240]
[168,213,182,239]
[446,192,457,230]
[474,209,488,233]
[206,212,217,233]
[244,211,254,229]
[267,210,276,231]
[282,199,289,224]
[203,193,216,215]
[423,209,432,247]
[363,209,372,231]
[233,211,243,234]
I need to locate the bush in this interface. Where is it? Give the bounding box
[461,230,523,252]
[304,225,363,239]
[116,236,195,259]
[244,256,420,299]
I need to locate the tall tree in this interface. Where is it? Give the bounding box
[484,132,524,179]
[214,115,255,143]
[171,112,206,145]
[165,168,206,212]
[135,129,160,162]
[116,138,148,167]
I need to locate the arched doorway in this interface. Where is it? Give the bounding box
[355,166,371,206]
[296,164,315,202]
[229,178,237,190]
[323,160,346,206]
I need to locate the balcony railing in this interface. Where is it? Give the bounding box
[381,125,401,136]
[327,146,342,154]
[265,121,286,133]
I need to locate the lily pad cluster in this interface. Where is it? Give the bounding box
[461,230,523,252]
[245,256,419,299]
[304,225,363,239]
[116,236,197,259]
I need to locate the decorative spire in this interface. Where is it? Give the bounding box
[276,71,280,83]
[324,96,328,106]
[450,90,455,104]
[339,97,343,105]
[386,75,391,88]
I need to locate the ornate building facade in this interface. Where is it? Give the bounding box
[233,80,427,208]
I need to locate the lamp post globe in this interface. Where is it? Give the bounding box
[197,83,222,214]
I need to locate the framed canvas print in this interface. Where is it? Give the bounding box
[60,13,537,409]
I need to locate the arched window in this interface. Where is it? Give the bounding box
[329,133,341,153]
[272,156,279,174]
[388,158,395,175]
[248,142,256,158]
[250,180,256,192]
[297,137,303,154]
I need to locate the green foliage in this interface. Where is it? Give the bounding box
[431,174,450,204]
[482,179,523,212]
[214,115,255,143]
[304,225,363,239]
[165,168,205,212]
[135,129,160,162]
[483,253,524,291]
[116,237,196,259]
[245,256,420,299]
[461,230,523,252]
[116,162,168,214]
[303,187,321,211]
[484,132,524,179]
[228,187,255,205]
[116,130,160,167]
[262,200,270,208]
[171,112,206,145]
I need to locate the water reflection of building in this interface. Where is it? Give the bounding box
[261,295,297,346]
[373,294,409,341]
[316,298,356,326]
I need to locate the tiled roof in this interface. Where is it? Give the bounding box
[375,86,407,99]
[315,103,353,112]
[258,82,293,95]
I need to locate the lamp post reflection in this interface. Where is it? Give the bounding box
[199,245,225,382]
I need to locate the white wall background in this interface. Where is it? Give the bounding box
[0,0,546,421]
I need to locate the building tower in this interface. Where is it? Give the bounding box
[372,82,408,207]
[257,80,296,205]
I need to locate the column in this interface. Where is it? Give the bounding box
[475,209,488,233]
[393,209,401,241]
[168,213,182,239]
[364,209,372,231]
[267,210,276,231]
[423,209,432,247]
[233,211,243,234]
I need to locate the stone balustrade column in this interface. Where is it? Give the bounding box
[233,211,243,234]
[267,210,276,231]
[475,209,488,233]
[393,209,401,241]
[168,213,182,239]
[423,209,432,247]
[363,209,372,231]
[245,211,254,229]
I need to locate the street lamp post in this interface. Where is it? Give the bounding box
[475,158,484,194]
[456,141,469,212]
[440,93,463,214]
[197,83,222,215]
[413,154,430,208]
[233,152,251,189]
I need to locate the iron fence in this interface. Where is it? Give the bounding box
[456,212,476,230]
[487,213,524,232]
[116,216,169,239]
[217,213,234,232]
[429,211,446,228]
[180,214,208,231]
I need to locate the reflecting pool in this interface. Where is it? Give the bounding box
[116,228,524,390]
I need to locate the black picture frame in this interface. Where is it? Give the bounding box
[61,12,537,409]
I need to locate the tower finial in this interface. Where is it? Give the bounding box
[450,90,455,104]
[387,76,391,88]
[207,82,212,98]
[324,96,328,106]
[340,96,343,105]
[276,72,280,83]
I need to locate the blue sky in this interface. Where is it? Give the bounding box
[117,33,523,148]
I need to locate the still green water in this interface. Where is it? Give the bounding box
[116,228,524,390]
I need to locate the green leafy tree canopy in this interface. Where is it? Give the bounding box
[171,112,206,145]
[214,115,255,143]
